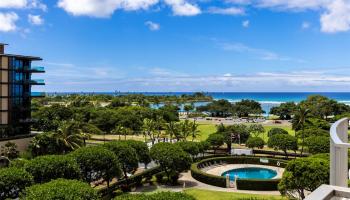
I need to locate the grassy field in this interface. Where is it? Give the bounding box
[184,189,286,200]
[196,123,294,142]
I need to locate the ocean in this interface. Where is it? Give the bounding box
[48,92,350,114]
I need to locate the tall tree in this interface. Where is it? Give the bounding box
[292,106,311,156]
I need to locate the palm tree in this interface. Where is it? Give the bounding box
[190,120,200,141]
[292,106,311,156]
[165,121,180,142]
[111,124,124,140]
[180,120,192,141]
[154,116,165,141]
[52,122,84,153]
[143,118,156,144]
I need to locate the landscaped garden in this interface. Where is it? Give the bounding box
[1,94,349,199]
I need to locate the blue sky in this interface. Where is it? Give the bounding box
[1,0,350,92]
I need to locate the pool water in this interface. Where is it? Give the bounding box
[222,167,277,180]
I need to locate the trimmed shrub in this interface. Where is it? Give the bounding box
[24,178,100,200]
[305,136,330,154]
[114,191,195,200]
[236,179,280,191]
[246,137,265,149]
[267,128,288,137]
[297,129,329,138]
[70,146,122,185]
[24,155,81,183]
[0,167,34,199]
[10,158,30,168]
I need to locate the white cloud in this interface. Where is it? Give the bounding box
[233,0,350,33]
[208,7,245,15]
[0,0,27,9]
[242,20,249,27]
[28,14,44,25]
[57,0,200,17]
[0,0,46,11]
[320,0,350,33]
[164,0,201,16]
[145,21,160,31]
[0,12,19,32]
[57,0,159,18]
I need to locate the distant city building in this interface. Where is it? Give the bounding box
[0,43,44,139]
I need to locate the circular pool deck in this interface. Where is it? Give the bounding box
[203,164,284,179]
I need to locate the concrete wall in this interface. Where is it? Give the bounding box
[0,136,34,152]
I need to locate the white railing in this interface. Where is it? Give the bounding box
[330,118,350,187]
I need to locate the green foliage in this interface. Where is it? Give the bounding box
[150,143,192,183]
[268,134,298,158]
[24,155,81,183]
[29,132,61,156]
[0,167,33,199]
[0,141,19,159]
[278,157,329,199]
[305,118,331,130]
[299,95,350,120]
[103,141,139,179]
[114,192,195,200]
[158,105,179,122]
[246,137,265,149]
[197,99,233,117]
[206,133,225,153]
[69,146,122,185]
[297,128,329,138]
[175,141,200,157]
[267,128,288,137]
[305,136,330,154]
[24,178,100,200]
[232,99,264,117]
[123,140,151,167]
[270,102,297,120]
[248,124,265,137]
[10,158,29,168]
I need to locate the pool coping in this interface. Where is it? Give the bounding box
[203,164,284,179]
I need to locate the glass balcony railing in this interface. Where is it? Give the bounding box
[30,79,45,85]
[13,66,45,73]
[30,66,45,73]
[30,92,46,97]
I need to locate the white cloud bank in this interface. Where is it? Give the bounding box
[225,0,350,33]
[208,7,245,15]
[57,0,201,17]
[0,12,19,32]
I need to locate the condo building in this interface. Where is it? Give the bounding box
[0,43,44,139]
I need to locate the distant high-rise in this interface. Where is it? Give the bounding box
[0,43,45,138]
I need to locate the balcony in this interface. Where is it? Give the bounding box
[29,66,45,73]
[14,66,45,73]
[31,92,45,97]
[15,79,45,85]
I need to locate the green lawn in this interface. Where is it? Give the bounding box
[184,189,286,200]
[196,123,294,142]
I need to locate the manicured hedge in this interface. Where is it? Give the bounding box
[114,191,195,200]
[0,167,34,199]
[24,178,100,200]
[236,179,280,191]
[191,156,287,190]
[98,166,161,196]
[24,155,81,183]
[190,163,226,187]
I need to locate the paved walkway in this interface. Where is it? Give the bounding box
[133,171,281,195]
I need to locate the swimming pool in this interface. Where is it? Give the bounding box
[221,167,277,180]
